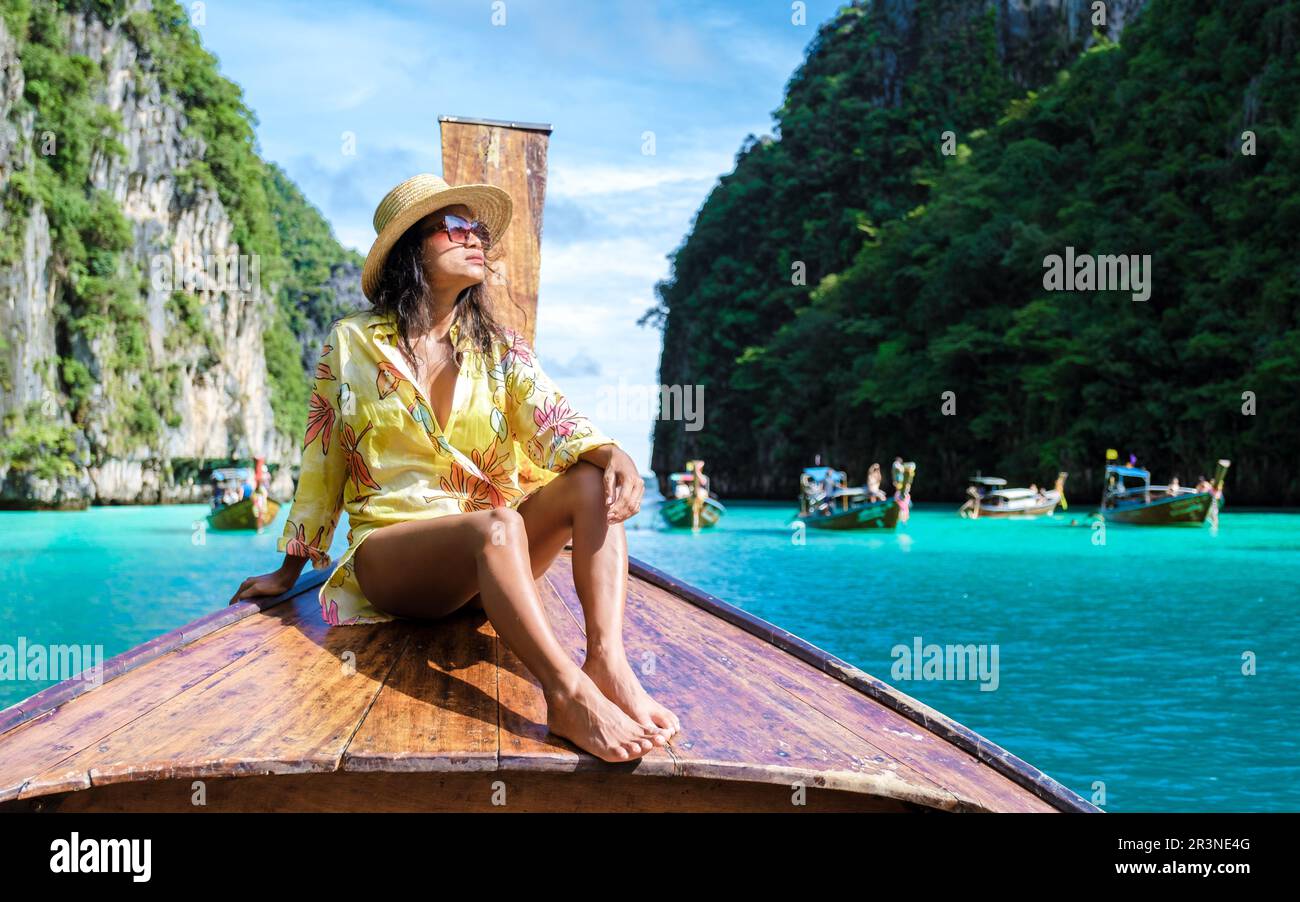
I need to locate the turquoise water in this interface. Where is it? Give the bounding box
[2,498,1296,812]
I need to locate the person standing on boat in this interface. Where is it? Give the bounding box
[866,463,886,501]
[688,459,709,529]
[818,467,840,511]
[228,174,679,764]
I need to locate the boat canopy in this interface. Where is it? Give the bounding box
[967,476,1007,486]
[802,467,846,480]
[211,468,252,482]
[1105,465,1150,479]
[993,488,1041,500]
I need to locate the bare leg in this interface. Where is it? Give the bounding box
[515,462,681,738]
[352,505,665,762]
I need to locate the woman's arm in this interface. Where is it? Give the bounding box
[276,321,349,570]
[501,331,641,521]
[231,323,348,605]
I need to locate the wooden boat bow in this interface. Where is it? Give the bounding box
[0,551,1095,813]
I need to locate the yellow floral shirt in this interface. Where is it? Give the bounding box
[277,309,619,625]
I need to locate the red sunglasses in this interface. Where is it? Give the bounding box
[426,213,492,248]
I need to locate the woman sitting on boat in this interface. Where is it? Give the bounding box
[228,174,679,763]
[1166,476,1181,496]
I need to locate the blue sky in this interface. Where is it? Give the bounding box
[197,0,846,469]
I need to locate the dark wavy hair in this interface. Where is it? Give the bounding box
[371,209,510,373]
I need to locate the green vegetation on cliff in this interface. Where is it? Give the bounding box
[651,0,1300,504]
[1,0,359,473]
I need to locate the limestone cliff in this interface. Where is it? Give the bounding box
[0,0,364,509]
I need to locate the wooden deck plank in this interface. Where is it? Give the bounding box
[620,571,1055,813]
[0,601,304,801]
[341,612,499,772]
[0,568,330,736]
[544,556,963,810]
[16,594,407,797]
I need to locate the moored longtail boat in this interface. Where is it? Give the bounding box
[206,465,280,531]
[796,462,916,530]
[660,495,726,528]
[207,496,281,531]
[661,459,726,528]
[1100,455,1229,526]
[958,473,1067,519]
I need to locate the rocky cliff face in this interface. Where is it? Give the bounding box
[0,1,362,508]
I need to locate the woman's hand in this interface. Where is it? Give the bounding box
[584,444,644,524]
[229,566,300,606]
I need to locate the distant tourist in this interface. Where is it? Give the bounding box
[866,463,886,501]
[253,483,270,533]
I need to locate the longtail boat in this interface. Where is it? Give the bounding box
[0,548,1095,813]
[0,119,1093,814]
[796,463,915,530]
[207,497,281,531]
[206,467,280,531]
[661,460,725,528]
[660,495,726,528]
[958,473,1067,519]
[1100,458,1229,526]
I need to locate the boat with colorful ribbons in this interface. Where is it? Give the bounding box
[796,461,916,530]
[206,459,279,531]
[1100,455,1229,525]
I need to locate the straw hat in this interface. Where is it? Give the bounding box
[361,173,512,302]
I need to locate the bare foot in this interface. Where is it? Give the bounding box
[582,654,681,739]
[545,671,667,763]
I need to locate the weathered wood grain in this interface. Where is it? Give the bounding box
[544,560,966,811]
[17,593,406,798]
[14,771,919,813]
[342,612,499,772]
[0,600,305,801]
